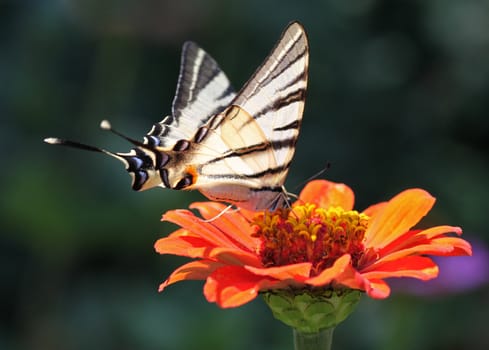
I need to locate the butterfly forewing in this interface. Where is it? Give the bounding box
[232,22,308,192]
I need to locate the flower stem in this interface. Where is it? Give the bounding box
[293,327,334,350]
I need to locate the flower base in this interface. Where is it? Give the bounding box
[263,288,362,333]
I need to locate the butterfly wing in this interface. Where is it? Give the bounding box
[188,22,309,210]
[144,42,236,148]
[231,22,309,190]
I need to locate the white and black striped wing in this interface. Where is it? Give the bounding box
[145,42,236,148]
[231,22,308,183]
[187,22,309,210]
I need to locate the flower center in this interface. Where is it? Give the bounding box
[252,204,369,275]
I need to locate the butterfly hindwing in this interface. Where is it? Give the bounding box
[173,42,237,125]
[145,42,236,148]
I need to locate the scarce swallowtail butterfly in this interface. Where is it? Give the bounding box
[45,22,309,211]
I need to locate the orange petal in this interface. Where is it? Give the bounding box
[189,201,229,221]
[298,180,354,210]
[366,237,472,268]
[409,237,472,257]
[155,234,213,258]
[163,209,240,249]
[208,247,262,267]
[203,265,285,308]
[330,260,372,292]
[190,202,260,251]
[414,225,462,239]
[373,226,470,264]
[305,254,352,286]
[379,225,462,254]
[363,202,387,217]
[245,262,312,281]
[361,256,438,281]
[430,237,472,256]
[365,279,391,299]
[158,260,224,291]
[364,189,436,249]
[375,229,421,257]
[155,233,261,266]
[238,208,260,222]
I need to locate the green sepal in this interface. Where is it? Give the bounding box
[263,288,361,333]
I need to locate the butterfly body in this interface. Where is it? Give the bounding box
[46,22,309,211]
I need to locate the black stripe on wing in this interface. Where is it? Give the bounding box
[253,86,306,120]
[273,120,300,132]
[246,46,308,102]
[232,22,308,109]
[172,42,236,123]
[204,160,292,180]
[204,137,296,165]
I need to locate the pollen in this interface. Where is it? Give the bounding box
[252,204,369,275]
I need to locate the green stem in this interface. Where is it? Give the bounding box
[293,327,335,350]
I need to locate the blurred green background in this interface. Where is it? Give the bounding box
[2,1,489,349]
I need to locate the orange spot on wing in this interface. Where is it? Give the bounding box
[185,165,199,185]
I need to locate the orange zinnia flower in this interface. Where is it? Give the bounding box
[155,180,472,308]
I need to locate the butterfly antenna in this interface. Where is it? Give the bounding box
[100,120,149,149]
[293,162,331,192]
[43,137,123,160]
[44,137,102,153]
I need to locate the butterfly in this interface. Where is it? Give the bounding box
[45,22,309,211]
